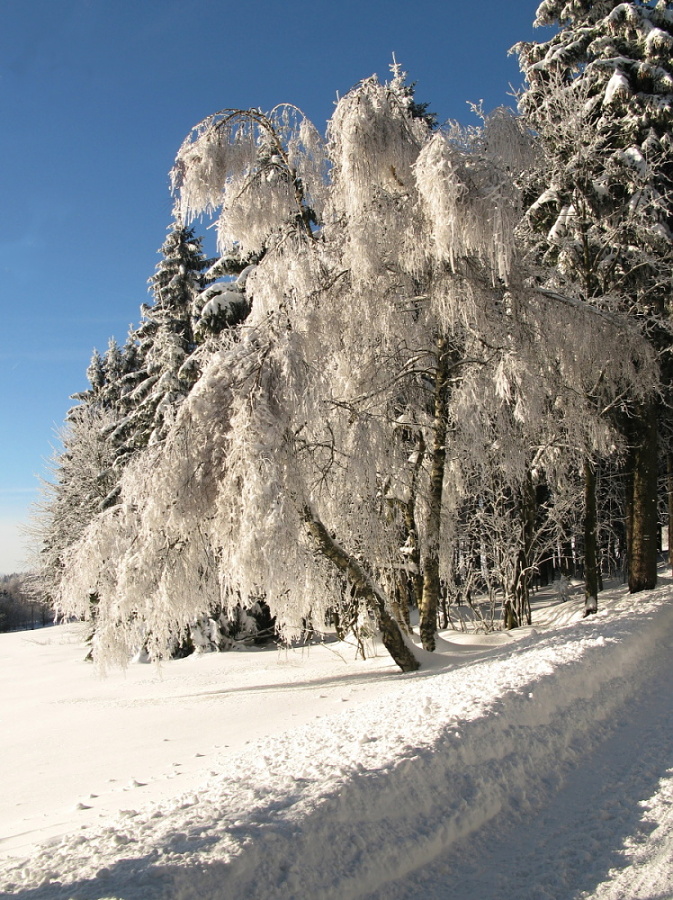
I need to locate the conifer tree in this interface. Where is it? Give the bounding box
[514,0,673,596]
[120,220,213,450]
[33,385,118,606]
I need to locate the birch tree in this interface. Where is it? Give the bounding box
[56,66,654,671]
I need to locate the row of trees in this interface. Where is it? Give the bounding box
[34,222,272,654]
[36,1,673,672]
[0,574,51,632]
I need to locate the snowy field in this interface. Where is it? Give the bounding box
[2,578,673,899]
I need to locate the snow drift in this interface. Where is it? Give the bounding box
[2,585,673,899]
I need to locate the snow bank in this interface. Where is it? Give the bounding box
[2,587,673,899]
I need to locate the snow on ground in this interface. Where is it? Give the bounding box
[1,577,673,899]
[0,623,408,858]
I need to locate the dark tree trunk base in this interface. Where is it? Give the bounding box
[626,405,658,594]
[302,505,420,673]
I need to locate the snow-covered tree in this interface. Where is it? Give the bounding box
[32,402,118,607]
[76,337,146,510]
[111,221,213,452]
[35,225,208,603]
[55,66,654,671]
[0,573,51,631]
[32,334,143,607]
[514,0,673,597]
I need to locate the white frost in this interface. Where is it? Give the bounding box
[604,70,631,105]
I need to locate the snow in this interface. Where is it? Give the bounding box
[199,286,241,319]
[618,145,647,176]
[3,578,673,898]
[604,70,631,106]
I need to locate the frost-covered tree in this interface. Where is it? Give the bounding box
[55,66,654,672]
[35,224,208,602]
[32,335,140,604]
[0,574,51,631]
[514,0,673,596]
[32,403,118,607]
[32,339,119,605]
[111,221,213,452]
[77,337,146,510]
[99,337,126,409]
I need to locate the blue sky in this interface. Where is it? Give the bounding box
[0,0,544,573]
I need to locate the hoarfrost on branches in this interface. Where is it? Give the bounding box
[172,105,327,257]
[55,60,660,670]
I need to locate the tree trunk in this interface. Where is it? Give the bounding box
[302,505,420,672]
[668,452,673,575]
[387,431,424,634]
[419,335,455,652]
[391,575,412,635]
[504,474,535,630]
[403,432,425,611]
[626,404,658,593]
[559,536,575,577]
[503,596,519,630]
[584,458,599,615]
[519,473,535,626]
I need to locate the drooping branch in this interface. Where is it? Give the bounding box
[171,104,326,254]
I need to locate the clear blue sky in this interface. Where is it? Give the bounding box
[0,0,544,574]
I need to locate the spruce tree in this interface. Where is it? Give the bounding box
[33,365,118,606]
[515,0,673,594]
[115,220,213,451]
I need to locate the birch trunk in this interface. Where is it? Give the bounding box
[302,506,420,672]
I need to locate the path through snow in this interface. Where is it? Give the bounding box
[368,605,673,899]
[1,581,673,899]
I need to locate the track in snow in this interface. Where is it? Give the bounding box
[366,622,673,900]
[2,587,673,900]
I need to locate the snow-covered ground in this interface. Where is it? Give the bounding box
[2,577,673,899]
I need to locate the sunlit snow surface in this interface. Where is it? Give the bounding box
[2,578,673,899]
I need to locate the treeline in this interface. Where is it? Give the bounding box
[36,2,673,672]
[0,574,51,633]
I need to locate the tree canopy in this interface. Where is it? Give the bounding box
[39,23,671,672]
